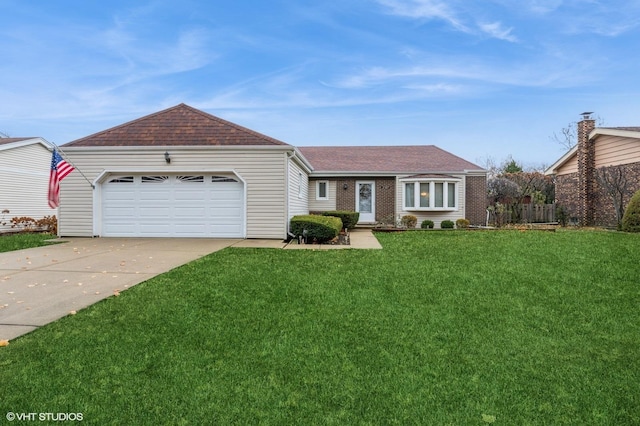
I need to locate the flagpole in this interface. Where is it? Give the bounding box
[52,143,95,189]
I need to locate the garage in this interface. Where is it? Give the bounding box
[100,174,244,238]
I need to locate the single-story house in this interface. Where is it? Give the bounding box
[58,104,487,239]
[545,113,640,227]
[0,137,55,233]
[299,146,487,227]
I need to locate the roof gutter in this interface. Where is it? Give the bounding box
[287,148,314,174]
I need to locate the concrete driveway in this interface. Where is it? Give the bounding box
[0,238,241,341]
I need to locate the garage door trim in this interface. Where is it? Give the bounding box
[93,169,246,238]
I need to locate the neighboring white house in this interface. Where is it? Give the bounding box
[0,137,55,233]
[57,104,486,239]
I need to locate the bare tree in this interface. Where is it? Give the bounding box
[0,131,9,138]
[476,155,500,179]
[551,115,605,151]
[596,165,633,228]
[551,124,577,151]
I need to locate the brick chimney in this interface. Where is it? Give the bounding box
[577,112,596,226]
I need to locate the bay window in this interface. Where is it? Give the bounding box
[402,178,459,210]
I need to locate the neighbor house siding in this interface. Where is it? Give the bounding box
[593,135,640,168]
[287,158,309,221]
[553,131,640,227]
[308,179,337,212]
[0,143,55,233]
[60,148,290,239]
[556,154,578,175]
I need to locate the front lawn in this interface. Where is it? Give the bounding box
[0,232,57,253]
[1,230,639,424]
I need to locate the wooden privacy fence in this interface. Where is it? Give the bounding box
[487,203,556,225]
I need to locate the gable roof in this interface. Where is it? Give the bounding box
[545,127,640,175]
[64,103,290,147]
[0,137,37,146]
[298,145,483,174]
[0,137,53,151]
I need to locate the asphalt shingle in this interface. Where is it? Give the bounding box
[63,104,290,147]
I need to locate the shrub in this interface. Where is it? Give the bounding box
[621,189,640,232]
[8,215,57,234]
[400,215,417,229]
[10,217,37,232]
[455,218,470,229]
[290,215,342,243]
[322,211,360,230]
[556,204,568,227]
[36,215,58,234]
[441,220,455,229]
[421,220,434,229]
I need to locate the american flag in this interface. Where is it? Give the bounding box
[48,149,74,208]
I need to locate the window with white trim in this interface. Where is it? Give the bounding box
[403,179,459,211]
[316,181,329,200]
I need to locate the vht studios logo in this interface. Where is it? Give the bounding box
[6,412,84,422]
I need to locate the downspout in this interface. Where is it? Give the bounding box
[286,151,293,240]
[285,150,302,240]
[286,149,315,239]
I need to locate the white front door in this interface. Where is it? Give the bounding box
[356,181,376,223]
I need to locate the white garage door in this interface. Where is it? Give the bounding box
[101,174,244,237]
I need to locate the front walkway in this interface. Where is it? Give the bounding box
[230,228,382,249]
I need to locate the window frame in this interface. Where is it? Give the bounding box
[315,180,329,201]
[401,178,460,211]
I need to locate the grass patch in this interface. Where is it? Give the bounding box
[1,230,639,424]
[0,232,58,253]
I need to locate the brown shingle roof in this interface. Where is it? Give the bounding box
[299,145,483,173]
[64,103,290,147]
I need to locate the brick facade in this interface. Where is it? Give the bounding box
[576,118,596,225]
[334,177,395,222]
[592,162,640,227]
[465,175,488,226]
[314,176,487,225]
[335,178,355,212]
[556,172,580,223]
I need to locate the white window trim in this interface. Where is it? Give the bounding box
[402,178,460,211]
[316,180,329,201]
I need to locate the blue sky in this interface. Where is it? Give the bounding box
[2,0,640,168]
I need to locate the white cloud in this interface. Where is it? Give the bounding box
[376,0,521,42]
[478,21,517,42]
[375,0,470,32]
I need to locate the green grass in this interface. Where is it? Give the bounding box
[0,232,57,253]
[1,230,639,424]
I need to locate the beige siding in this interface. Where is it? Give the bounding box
[557,154,578,175]
[0,144,55,233]
[594,135,640,168]
[308,180,337,211]
[395,175,466,228]
[287,159,309,220]
[59,148,290,239]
